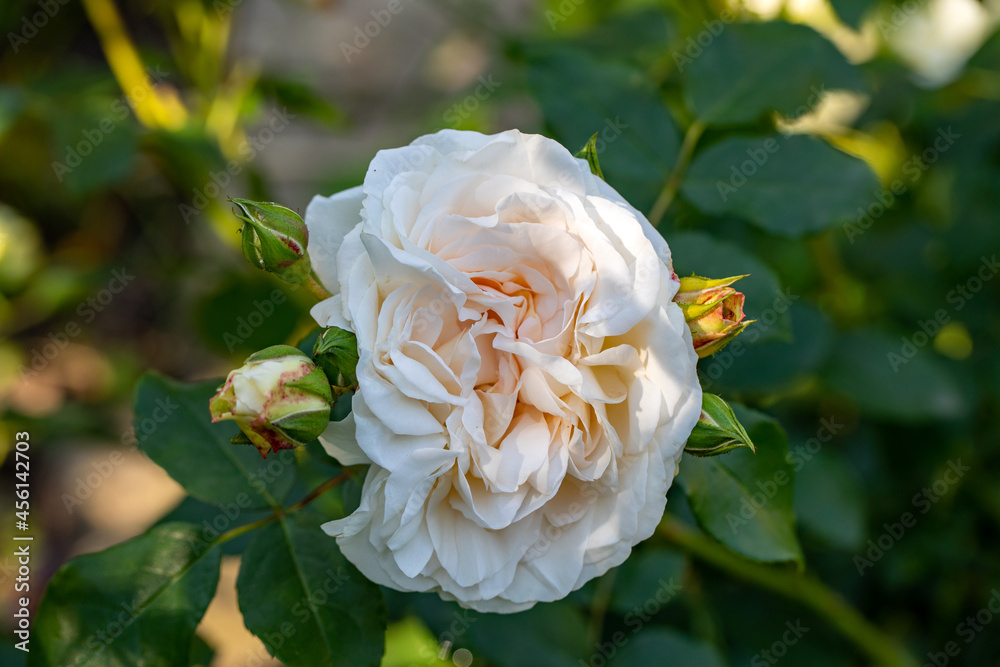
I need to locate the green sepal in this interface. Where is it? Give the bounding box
[313,326,360,391]
[684,393,756,457]
[574,133,606,181]
[230,430,254,446]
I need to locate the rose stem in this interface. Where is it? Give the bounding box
[658,515,919,667]
[213,470,354,547]
[648,120,706,227]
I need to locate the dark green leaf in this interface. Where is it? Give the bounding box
[609,548,686,615]
[194,276,304,357]
[609,628,726,667]
[794,449,866,550]
[822,330,968,422]
[681,134,880,236]
[237,510,386,667]
[30,523,221,667]
[256,77,343,128]
[49,102,138,195]
[830,0,876,28]
[669,231,791,341]
[525,48,680,211]
[134,373,296,509]
[680,21,863,125]
[678,406,803,564]
[458,603,589,667]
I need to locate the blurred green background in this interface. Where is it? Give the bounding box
[1,0,999,665]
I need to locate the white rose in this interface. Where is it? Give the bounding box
[307,129,702,613]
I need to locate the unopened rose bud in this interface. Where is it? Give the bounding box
[209,345,333,458]
[675,274,754,358]
[231,198,312,285]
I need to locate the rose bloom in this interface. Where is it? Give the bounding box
[308,130,701,613]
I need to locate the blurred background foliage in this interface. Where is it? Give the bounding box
[1,0,999,665]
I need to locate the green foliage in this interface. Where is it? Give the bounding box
[679,406,803,564]
[681,135,880,236]
[134,373,297,508]
[30,524,221,667]
[525,48,680,211]
[237,511,386,667]
[679,21,864,125]
[8,0,1000,665]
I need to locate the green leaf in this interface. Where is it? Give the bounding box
[49,102,139,195]
[189,634,215,667]
[525,47,680,211]
[194,276,303,357]
[794,449,866,550]
[678,406,803,564]
[236,510,386,667]
[134,373,296,509]
[313,326,360,389]
[822,330,968,422]
[455,604,590,667]
[609,548,686,615]
[680,21,863,125]
[609,628,726,667]
[681,134,880,236]
[830,0,876,28]
[256,77,343,128]
[30,523,221,667]
[685,393,756,456]
[669,231,791,341]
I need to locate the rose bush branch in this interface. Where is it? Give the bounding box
[649,119,706,226]
[658,515,919,667]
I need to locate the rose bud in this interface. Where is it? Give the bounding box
[675,274,754,358]
[209,345,334,458]
[231,198,312,285]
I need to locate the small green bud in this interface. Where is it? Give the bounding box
[209,345,334,458]
[312,327,360,393]
[684,393,756,457]
[231,198,311,284]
